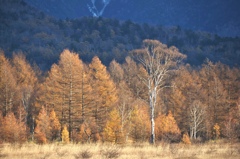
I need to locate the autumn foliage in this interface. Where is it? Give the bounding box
[34,107,61,143]
[49,109,61,141]
[34,106,50,144]
[103,109,123,143]
[155,111,181,142]
[182,133,191,144]
[0,43,240,144]
[0,112,27,143]
[62,125,70,144]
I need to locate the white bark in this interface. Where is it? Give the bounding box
[132,40,185,144]
[189,100,205,139]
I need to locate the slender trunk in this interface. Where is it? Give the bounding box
[190,127,193,139]
[81,71,84,123]
[69,80,73,141]
[194,123,197,139]
[150,105,155,144]
[194,112,197,139]
[4,82,8,116]
[150,90,156,144]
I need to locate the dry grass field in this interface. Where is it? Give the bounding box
[0,141,239,159]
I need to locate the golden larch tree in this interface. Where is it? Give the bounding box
[0,52,18,116]
[34,106,50,143]
[38,50,84,141]
[49,109,61,141]
[155,111,181,142]
[89,56,118,134]
[103,109,122,143]
[130,103,151,142]
[12,53,38,134]
[1,112,27,143]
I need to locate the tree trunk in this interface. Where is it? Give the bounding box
[150,91,156,144]
[150,107,155,144]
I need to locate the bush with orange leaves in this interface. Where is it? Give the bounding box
[0,112,27,143]
[155,111,181,143]
[182,132,191,144]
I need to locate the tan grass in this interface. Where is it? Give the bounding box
[0,141,239,159]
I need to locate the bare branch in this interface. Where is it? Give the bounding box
[131,39,186,144]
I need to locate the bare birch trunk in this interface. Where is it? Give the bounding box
[149,88,156,144]
[150,103,155,144]
[131,39,186,144]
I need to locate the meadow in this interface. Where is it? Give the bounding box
[0,141,239,159]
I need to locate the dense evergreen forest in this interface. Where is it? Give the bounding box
[0,0,240,144]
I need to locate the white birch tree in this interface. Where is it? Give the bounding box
[131,39,186,144]
[189,100,205,139]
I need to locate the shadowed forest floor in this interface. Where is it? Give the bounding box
[0,141,239,159]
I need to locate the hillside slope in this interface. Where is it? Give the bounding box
[24,0,240,37]
[0,0,240,70]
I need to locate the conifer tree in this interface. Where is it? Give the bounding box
[109,60,124,84]
[34,106,50,143]
[0,52,17,116]
[34,124,47,144]
[12,53,38,134]
[1,112,27,143]
[49,109,61,141]
[89,56,118,134]
[155,111,181,142]
[103,109,122,143]
[80,64,93,123]
[38,50,85,141]
[62,125,70,143]
[130,104,150,142]
[200,61,228,139]
[109,60,135,141]
[122,56,147,100]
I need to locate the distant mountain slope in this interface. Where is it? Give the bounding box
[0,0,240,70]
[24,0,240,37]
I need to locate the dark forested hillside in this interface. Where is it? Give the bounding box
[1,0,240,70]
[24,0,240,37]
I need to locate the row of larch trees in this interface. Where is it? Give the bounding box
[0,52,38,143]
[0,39,240,144]
[37,50,118,142]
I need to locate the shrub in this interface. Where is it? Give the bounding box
[182,133,191,144]
[74,150,92,159]
[101,146,121,159]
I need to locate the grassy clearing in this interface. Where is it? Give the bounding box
[0,142,239,159]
